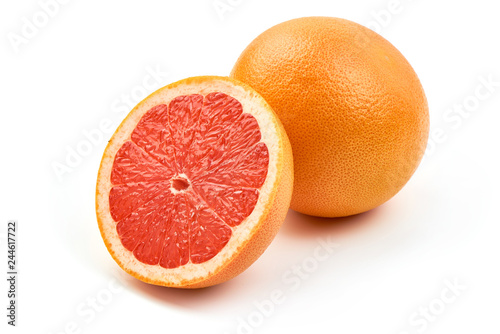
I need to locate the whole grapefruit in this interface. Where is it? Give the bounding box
[231,17,429,217]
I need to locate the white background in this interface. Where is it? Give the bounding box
[1,0,499,333]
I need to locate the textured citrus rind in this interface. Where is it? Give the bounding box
[231,17,429,217]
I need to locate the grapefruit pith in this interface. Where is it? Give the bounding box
[96,76,293,288]
[231,17,429,217]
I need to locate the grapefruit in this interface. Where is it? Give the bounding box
[231,17,429,217]
[96,76,293,288]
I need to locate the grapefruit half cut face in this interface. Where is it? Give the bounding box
[96,76,293,288]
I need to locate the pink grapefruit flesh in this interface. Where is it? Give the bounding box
[109,93,269,268]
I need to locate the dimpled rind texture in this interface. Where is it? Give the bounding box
[231,17,430,217]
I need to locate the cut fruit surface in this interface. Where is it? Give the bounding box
[110,92,268,267]
[96,76,293,288]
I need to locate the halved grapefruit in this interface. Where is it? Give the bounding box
[96,76,293,288]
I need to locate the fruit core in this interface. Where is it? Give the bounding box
[171,175,190,193]
[108,92,269,269]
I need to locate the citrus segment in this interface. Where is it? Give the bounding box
[130,104,177,171]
